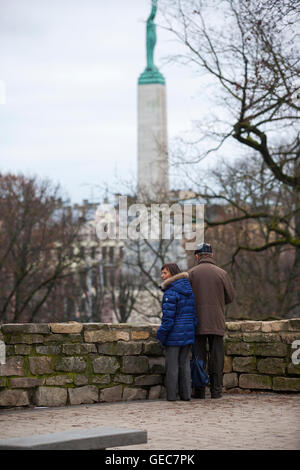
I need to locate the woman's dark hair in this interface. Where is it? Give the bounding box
[161,263,181,276]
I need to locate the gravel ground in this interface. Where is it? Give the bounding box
[0,392,299,450]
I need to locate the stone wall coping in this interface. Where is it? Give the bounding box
[1,320,299,333]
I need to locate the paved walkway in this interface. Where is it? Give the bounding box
[0,392,299,450]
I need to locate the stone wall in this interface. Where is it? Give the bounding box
[0,320,299,408]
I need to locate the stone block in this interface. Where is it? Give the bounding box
[143,342,164,356]
[242,333,280,343]
[223,356,232,373]
[7,334,44,344]
[273,377,300,391]
[288,319,300,331]
[226,321,243,331]
[96,343,118,355]
[223,373,238,389]
[0,389,29,407]
[92,375,111,385]
[84,329,130,343]
[239,374,272,390]
[260,322,275,333]
[0,357,24,376]
[10,377,44,388]
[122,356,149,374]
[148,357,165,374]
[232,356,257,373]
[287,363,300,375]
[117,341,144,356]
[49,322,83,334]
[5,345,13,356]
[131,330,150,341]
[82,343,97,353]
[92,356,120,374]
[35,345,61,355]
[225,342,255,356]
[61,344,81,355]
[14,345,31,355]
[123,387,147,401]
[257,358,286,375]
[29,356,54,375]
[114,374,133,384]
[45,375,73,386]
[0,377,6,387]
[97,341,143,356]
[67,334,83,343]
[44,334,69,343]
[1,324,50,334]
[99,385,123,402]
[280,332,300,344]
[254,343,288,357]
[261,321,289,333]
[149,385,162,400]
[74,375,89,386]
[34,387,68,407]
[134,375,162,386]
[240,321,262,332]
[55,357,86,373]
[0,377,7,387]
[225,332,244,342]
[68,385,99,405]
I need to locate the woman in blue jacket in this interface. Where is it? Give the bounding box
[156,263,198,401]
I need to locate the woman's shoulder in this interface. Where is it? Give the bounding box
[162,287,178,300]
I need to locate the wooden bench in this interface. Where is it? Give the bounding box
[0,426,147,450]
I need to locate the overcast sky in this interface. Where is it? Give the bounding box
[0,0,228,204]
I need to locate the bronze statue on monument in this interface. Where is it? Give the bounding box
[138,0,165,85]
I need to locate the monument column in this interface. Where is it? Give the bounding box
[137,0,169,202]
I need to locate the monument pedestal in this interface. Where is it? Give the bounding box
[137,82,169,202]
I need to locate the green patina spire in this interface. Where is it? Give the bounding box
[138,0,165,85]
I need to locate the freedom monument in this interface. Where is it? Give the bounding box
[137,0,169,201]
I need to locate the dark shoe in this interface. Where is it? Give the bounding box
[211,393,222,399]
[192,389,205,399]
[180,398,191,401]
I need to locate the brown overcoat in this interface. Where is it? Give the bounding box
[187,256,235,336]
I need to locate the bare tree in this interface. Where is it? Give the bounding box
[161,0,299,180]
[192,155,297,317]
[158,0,299,314]
[107,264,142,323]
[0,172,86,322]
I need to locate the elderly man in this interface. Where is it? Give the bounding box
[188,243,235,399]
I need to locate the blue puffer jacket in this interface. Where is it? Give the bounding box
[156,272,198,346]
